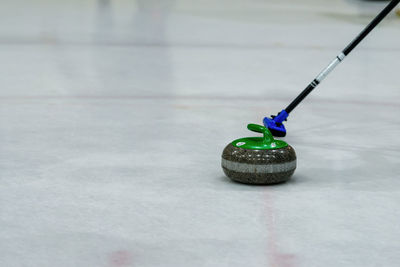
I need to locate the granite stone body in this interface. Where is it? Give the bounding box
[221,143,296,185]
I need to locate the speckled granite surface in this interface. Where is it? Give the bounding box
[222,143,296,185]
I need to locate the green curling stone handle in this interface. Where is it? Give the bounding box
[247,123,274,143]
[231,124,288,150]
[247,123,266,133]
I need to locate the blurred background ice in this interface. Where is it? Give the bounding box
[0,1,399,267]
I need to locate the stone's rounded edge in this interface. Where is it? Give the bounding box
[221,158,296,174]
[221,143,297,185]
[222,143,296,165]
[222,167,295,185]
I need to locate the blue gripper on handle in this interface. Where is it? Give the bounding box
[263,110,288,137]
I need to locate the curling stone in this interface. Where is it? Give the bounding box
[221,124,296,185]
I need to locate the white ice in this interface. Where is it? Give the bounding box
[1,0,400,266]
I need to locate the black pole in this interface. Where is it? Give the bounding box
[343,0,400,56]
[284,0,399,114]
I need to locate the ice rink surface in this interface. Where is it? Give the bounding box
[1,0,400,266]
